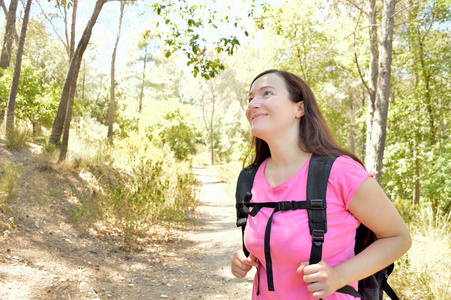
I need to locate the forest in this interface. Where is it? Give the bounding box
[0,0,450,299]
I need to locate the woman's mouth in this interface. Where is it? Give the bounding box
[252,113,266,121]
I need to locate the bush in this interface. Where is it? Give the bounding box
[99,159,200,245]
[5,127,31,150]
[0,163,23,212]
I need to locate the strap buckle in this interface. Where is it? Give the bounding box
[278,201,295,211]
[310,199,326,209]
[312,229,325,246]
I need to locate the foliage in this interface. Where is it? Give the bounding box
[140,99,202,162]
[382,0,451,215]
[101,159,199,243]
[147,109,199,161]
[24,19,68,85]
[150,0,255,79]
[0,163,23,212]
[0,60,60,130]
[69,131,200,246]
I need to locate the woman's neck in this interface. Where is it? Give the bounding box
[264,140,311,187]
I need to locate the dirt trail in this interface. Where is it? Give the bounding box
[0,161,254,300]
[183,166,255,299]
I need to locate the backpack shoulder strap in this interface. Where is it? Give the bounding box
[307,154,336,264]
[235,163,259,257]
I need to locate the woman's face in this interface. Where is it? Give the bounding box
[246,73,304,141]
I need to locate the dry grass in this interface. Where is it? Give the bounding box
[390,207,451,299]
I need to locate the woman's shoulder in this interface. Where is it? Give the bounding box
[329,155,373,206]
[330,155,372,188]
[333,155,367,173]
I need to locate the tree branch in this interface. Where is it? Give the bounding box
[0,0,7,16]
[36,0,68,55]
[345,0,368,16]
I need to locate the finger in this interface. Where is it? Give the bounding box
[248,254,259,267]
[231,257,251,272]
[231,265,248,279]
[237,252,257,268]
[231,251,253,276]
[303,260,325,275]
[306,281,324,293]
[297,261,309,274]
[312,290,326,300]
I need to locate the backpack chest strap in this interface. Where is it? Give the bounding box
[247,200,313,291]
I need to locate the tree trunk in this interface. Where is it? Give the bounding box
[32,121,42,136]
[51,0,107,147]
[365,0,379,168]
[0,0,18,69]
[416,29,435,146]
[57,0,107,161]
[139,47,148,113]
[413,140,420,206]
[365,0,396,183]
[108,2,125,139]
[5,0,32,139]
[0,0,18,70]
[69,0,78,61]
[0,0,7,16]
[210,127,214,165]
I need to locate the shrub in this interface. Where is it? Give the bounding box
[5,127,31,150]
[0,163,23,211]
[91,158,200,245]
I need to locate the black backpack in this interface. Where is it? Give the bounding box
[235,154,399,300]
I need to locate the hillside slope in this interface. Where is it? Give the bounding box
[0,142,253,299]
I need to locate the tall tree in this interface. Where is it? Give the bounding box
[135,34,154,113]
[55,0,107,161]
[0,0,19,48]
[365,0,379,165]
[365,0,396,183]
[0,0,18,70]
[69,0,78,60]
[0,0,19,122]
[197,68,233,165]
[5,0,33,139]
[108,1,125,139]
[381,0,451,212]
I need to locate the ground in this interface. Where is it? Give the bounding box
[0,143,255,300]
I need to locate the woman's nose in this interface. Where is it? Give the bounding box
[248,97,261,109]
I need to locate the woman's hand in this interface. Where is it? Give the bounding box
[231,249,258,279]
[297,260,343,299]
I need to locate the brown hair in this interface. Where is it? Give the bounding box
[246,69,363,166]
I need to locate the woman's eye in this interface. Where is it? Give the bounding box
[263,91,272,96]
[248,97,254,102]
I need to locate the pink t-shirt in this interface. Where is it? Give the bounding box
[244,155,372,299]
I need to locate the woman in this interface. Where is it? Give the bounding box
[230,70,411,299]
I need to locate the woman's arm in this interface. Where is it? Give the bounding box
[299,177,412,298]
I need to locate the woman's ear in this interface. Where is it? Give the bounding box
[295,101,305,119]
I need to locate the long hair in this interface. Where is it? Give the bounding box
[246,69,364,167]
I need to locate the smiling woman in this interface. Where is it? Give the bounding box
[231,69,411,300]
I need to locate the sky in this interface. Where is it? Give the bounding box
[0,0,272,73]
